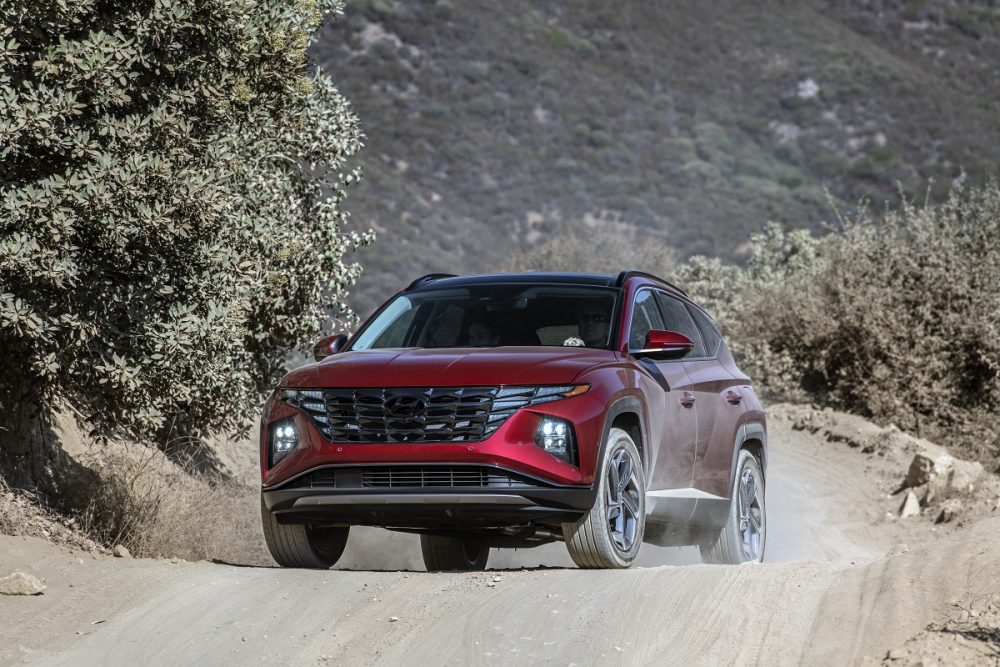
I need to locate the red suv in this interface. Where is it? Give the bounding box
[260,272,767,570]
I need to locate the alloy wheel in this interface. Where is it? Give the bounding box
[606,448,641,552]
[737,463,765,561]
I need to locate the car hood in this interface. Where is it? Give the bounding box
[281,347,619,388]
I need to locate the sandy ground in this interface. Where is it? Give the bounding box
[1,406,997,666]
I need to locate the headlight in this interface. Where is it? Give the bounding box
[270,419,298,465]
[535,416,575,464]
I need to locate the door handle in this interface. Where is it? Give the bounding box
[680,392,696,408]
[726,390,743,405]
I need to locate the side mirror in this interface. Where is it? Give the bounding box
[313,333,349,361]
[631,330,694,361]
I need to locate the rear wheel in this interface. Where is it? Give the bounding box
[261,495,349,569]
[700,449,766,564]
[562,427,645,569]
[420,535,489,571]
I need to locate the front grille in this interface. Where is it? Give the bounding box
[289,465,542,490]
[289,385,568,443]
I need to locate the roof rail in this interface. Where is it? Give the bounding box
[404,273,458,292]
[614,270,688,297]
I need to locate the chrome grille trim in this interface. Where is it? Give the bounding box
[286,385,571,443]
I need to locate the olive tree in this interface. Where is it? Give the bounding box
[0,0,371,491]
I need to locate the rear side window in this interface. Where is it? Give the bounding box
[654,293,707,358]
[629,289,665,350]
[687,305,722,357]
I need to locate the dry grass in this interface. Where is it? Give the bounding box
[1,455,271,565]
[0,410,272,565]
[75,446,271,564]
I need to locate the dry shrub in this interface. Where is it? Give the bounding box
[717,183,1000,465]
[78,446,270,564]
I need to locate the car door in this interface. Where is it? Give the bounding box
[628,288,698,491]
[655,292,746,498]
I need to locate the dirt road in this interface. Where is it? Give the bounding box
[2,409,997,666]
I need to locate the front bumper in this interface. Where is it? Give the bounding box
[262,463,596,529]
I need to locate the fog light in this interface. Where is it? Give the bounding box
[535,417,575,464]
[271,420,298,465]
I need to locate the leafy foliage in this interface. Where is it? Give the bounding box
[0,0,371,447]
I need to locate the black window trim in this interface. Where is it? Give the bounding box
[625,287,666,352]
[684,301,723,359]
[651,290,717,362]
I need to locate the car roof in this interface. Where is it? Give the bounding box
[406,271,688,297]
[407,272,618,291]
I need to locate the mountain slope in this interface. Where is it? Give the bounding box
[311,0,1000,310]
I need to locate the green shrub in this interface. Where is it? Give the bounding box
[0,0,371,482]
[467,93,495,116]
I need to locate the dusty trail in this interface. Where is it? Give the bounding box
[1,411,996,666]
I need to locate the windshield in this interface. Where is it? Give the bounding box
[350,284,620,351]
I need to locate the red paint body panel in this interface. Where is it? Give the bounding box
[283,347,620,389]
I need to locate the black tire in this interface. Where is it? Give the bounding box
[700,449,766,564]
[261,495,349,569]
[420,535,489,571]
[562,427,646,569]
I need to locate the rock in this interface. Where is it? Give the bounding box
[918,475,950,507]
[797,78,820,99]
[822,414,887,451]
[113,545,132,558]
[935,499,962,524]
[899,491,921,518]
[905,448,954,488]
[388,616,399,623]
[947,460,984,493]
[0,571,46,596]
[887,647,910,660]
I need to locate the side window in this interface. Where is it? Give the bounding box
[687,305,722,357]
[655,293,707,358]
[629,289,665,350]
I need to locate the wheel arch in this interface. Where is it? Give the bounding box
[729,421,767,492]
[598,395,648,475]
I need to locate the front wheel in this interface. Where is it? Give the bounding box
[700,449,766,564]
[562,427,646,568]
[420,535,489,571]
[261,495,350,569]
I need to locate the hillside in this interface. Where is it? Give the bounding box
[310,0,1000,311]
